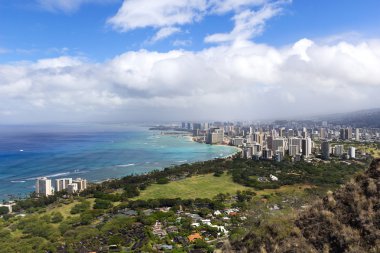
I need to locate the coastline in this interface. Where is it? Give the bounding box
[186,134,241,159]
[1,129,239,200]
[96,134,240,184]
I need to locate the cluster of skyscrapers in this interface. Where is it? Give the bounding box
[35,177,87,197]
[181,121,374,162]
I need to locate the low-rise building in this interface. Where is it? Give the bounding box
[0,202,16,213]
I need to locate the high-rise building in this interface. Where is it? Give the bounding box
[272,138,286,155]
[279,128,285,137]
[193,123,201,131]
[262,149,273,160]
[289,145,299,157]
[73,178,87,192]
[320,128,326,139]
[340,128,345,140]
[302,138,312,158]
[334,145,344,156]
[347,128,352,140]
[355,128,360,141]
[206,128,224,144]
[289,137,302,154]
[243,147,253,159]
[266,136,273,150]
[67,183,78,194]
[252,144,262,155]
[35,177,54,197]
[254,132,264,145]
[202,123,209,131]
[232,137,244,146]
[55,178,72,192]
[321,141,330,160]
[340,128,352,140]
[275,151,283,162]
[348,147,356,159]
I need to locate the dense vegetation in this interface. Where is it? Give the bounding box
[229,159,380,253]
[0,153,372,252]
[230,158,363,189]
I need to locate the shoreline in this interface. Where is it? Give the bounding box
[96,135,240,184]
[187,134,242,158]
[1,130,239,201]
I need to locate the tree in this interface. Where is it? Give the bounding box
[51,212,64,223]
[157,177,170,184]
[93,199,113,209]
[0,206,9,215]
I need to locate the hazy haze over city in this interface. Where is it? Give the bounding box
[1,0,380,123]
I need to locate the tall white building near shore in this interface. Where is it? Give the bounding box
[67,183,79,194]
[35,177,54,197]
[55,178,73,192]
[73,178,87,192]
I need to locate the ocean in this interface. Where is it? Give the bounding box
[0,123,238,201]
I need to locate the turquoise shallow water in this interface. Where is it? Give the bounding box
[0,124,237,200]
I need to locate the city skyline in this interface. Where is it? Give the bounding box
[1,0,380,123]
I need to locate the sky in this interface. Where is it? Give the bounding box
[1,0,380,123]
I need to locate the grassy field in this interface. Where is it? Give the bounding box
[45,198,95,219]
[367,147,380,158]
[135,173,249,200]
[254,184,314,197]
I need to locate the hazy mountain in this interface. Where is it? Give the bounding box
[318,108,380,128]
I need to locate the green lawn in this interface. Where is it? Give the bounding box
[135,173,249,200]
[367,147,380,158]
[45,198,95,219]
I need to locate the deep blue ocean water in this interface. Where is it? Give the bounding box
[0,124,237,201]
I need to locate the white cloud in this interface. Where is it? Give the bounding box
[149,27,182,44]
[1,39,380,123]
[291,38,314,62]
[37,0,117,13]
[107,0,288,44]
[209,0,268,14]
[107,0,208,31]
[205,3,284,43]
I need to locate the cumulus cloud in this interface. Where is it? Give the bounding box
[205,3,283,43]
[1,39,380,123]
[107,0,289,43]
[107,0,208,31]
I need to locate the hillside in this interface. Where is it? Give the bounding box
[0,156,371,252]
[318,108,380,128]
[229,159,380,253]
